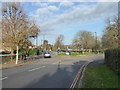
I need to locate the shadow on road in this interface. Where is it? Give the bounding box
[23,61,88,88]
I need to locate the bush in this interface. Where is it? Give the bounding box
[105,49,120,75]
[28,48,37,55]
[18,48,38,56]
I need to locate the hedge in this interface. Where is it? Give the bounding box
[105,49,120,75]
[18,48,38,55]
[28,49,38,55]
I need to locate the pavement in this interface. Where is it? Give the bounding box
[1,54,104,88]
[0,55,43,69]
[1,51,57,69]
[88,59,105,66]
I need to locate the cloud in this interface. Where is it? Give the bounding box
[33,2,59,11]
[1,0,119,2]
[34,2,49,7]
[29,8,52,23]
[29,4,59,23]
[59,2,74,7]
[48,6,59,11]
[39,2,118,32]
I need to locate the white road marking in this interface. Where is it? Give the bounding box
[52,62,59,64]
[52,62,57,64]
[71,63,74,65]
[53,60,62,64]
[0,77,8,80]
[29,66,46,72]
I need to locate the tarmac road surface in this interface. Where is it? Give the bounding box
[1,54,104,88]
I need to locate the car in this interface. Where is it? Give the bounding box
[66,51,71,55]
[44,51,51,58]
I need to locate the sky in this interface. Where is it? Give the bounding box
[7,1,119,45]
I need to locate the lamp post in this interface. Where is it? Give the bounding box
[36,38,37,47]
[118,1,120,48]
[95,32,97,52]
[43,34,46,50]
[36,33,38,48]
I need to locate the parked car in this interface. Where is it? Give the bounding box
[66,51,71,55]
[44,51,51,58]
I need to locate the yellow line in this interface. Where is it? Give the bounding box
[70,64,85,88]
[77,62,90,88]
[70,62,91,89]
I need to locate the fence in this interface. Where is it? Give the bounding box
[0,54,17,64]
[0,53,43,64]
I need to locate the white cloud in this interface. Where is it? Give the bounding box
[29,7,53,22]
[48,6,59,11]
[29,2,118,39]
[48,0,119,2]
[34,2,49,7]
[39,2,118,32]
[29,5,59,23]
[59,2,74,7]
[37,8,49,15]
[1,0,119,2]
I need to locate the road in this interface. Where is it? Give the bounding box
[1,53,104,88]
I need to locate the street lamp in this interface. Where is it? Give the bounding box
[43,34,46,50]
[95,32,97,51]
[36,35,38,48]
[35,33,38,48]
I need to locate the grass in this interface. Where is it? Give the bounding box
[58,52,95,55]
[82,65,119,88]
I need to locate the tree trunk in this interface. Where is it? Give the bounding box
[15,45,19,64]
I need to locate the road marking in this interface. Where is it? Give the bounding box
[70,64,85,88]
[53,60,62,64]
[71,63,74,65]
[29,66,46,72]
[0,77,8,80]
[52,62,58,64]
[70,62,91,89]
[52,62,57,64]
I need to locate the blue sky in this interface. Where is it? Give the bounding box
[22,2,118,45]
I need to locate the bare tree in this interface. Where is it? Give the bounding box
[72,30,96,50]
[54,34,64,49]
[102,16,119,49]
[2,2,40,64]
[72,38,81,49]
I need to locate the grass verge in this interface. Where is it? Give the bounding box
[58,52,95,55]
[82,65,119,88]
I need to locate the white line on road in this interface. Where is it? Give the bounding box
[0,77,8,80]
[52,60,62,64]
[29,66,46,72]
[52,62,57,64]
[52,62,59,64]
